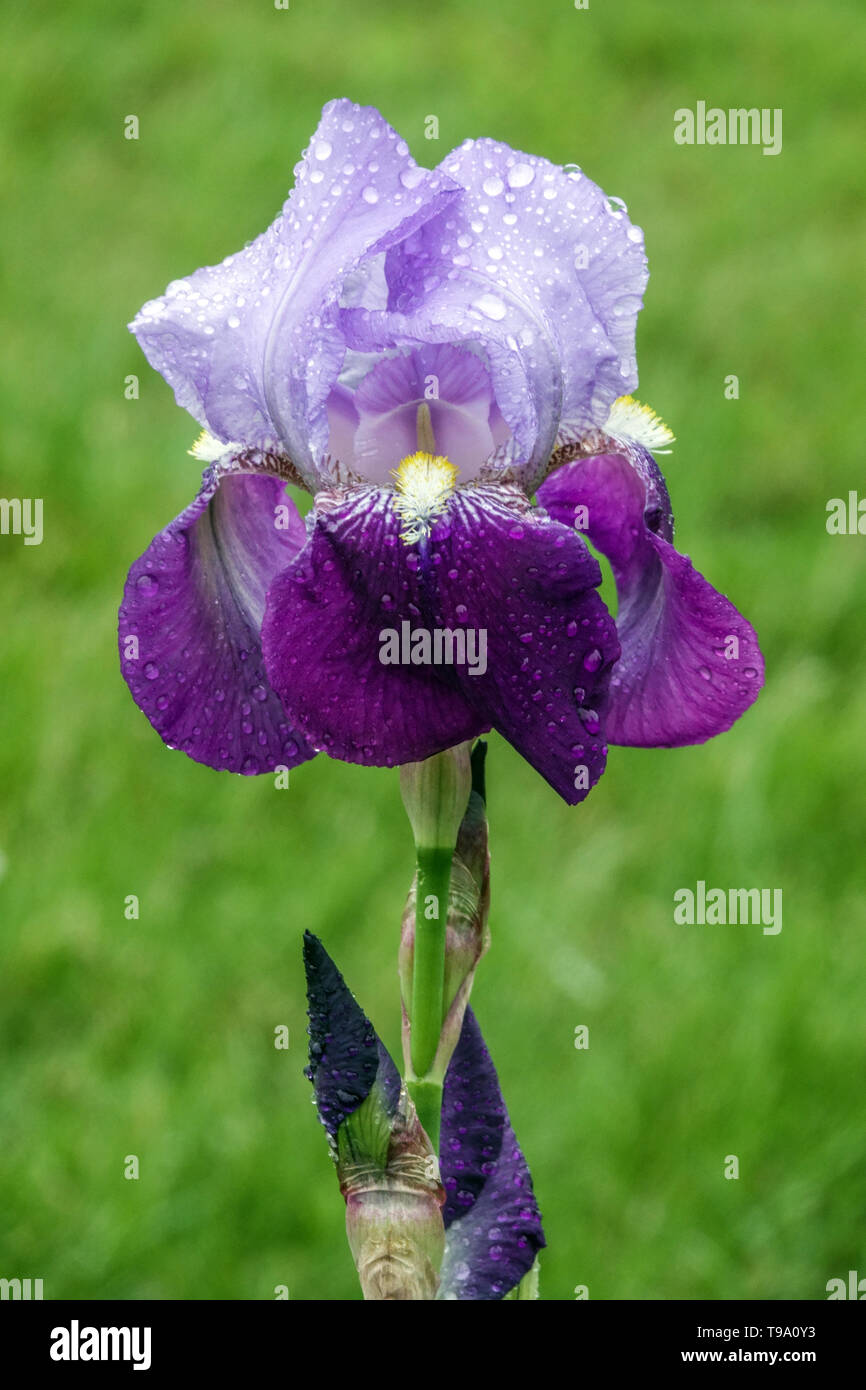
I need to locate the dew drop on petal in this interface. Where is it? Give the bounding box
[473,292,507,321]
[507,162,535,188]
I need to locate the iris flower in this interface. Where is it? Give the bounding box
[119,99,762,802]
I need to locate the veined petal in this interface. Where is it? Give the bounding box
[261,484,618,803]
[118,460,314,774]
[436,487,619,804]
[438,1008,545,1301]
[130,99,460,487]
[260,487,487,765]
[346,344,506,482]
[537,446,764,745]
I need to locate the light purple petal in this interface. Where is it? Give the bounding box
[130,100,460,486]
[119,464,315,774]
[260,487,487,765]
[537,447,764,745]
[347,344,505,482]
[341,139,647,489]
[261,484,618,802]
[438,1008,545,1301]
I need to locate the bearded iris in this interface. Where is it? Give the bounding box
[118,98,765,1301]
[119,98,762,803]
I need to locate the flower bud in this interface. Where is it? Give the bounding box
[400,742,490,1087]
[399,741,472,853]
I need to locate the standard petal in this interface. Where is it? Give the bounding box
[438,1008,545,1301]
[118,463,315,774]
[303,931,401,1140]
[261,488,488,766]
[130,100,460,486]
[341,138,647,489]
[433,488,620,804]
[537,447,764,745]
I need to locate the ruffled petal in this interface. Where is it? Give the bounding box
[341,139,647,489]
[119,462,315,774]
[537,446,764,745]
[261,484,618,802]
[260,487,487,765]
[438,1008,545,1300]
[130,100,459,486]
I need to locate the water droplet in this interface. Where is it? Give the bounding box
[507,162,535,188]
[578,706,600,733]
[698,665,712,681]
[482,175,504,196]
[252,684,268,702]
[314,139,332,161]
[361,185,379,204]
[473,292,507,321]
[143,663,159,681]
[136,574,158,596]
[583,648,602,672]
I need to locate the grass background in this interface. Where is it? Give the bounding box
[1,0,864,1300]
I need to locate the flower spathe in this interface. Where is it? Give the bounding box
[303,932,544,1300]
[119,98,763,803]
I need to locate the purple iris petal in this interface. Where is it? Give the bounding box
[346,344,507,481]
[438,1007,545,1301]
[130,99,460,487]
[261,486,618,800]
[341,139,647,488]
[432,487,619,803]
[537,446,764,745]
[303,931,401,1140]
[260,487,487,765]
[118,465,314,774]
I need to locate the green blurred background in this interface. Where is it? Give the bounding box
[1,0,864,1300]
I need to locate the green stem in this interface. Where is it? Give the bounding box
[409,844,453,1124]
[407,1079,442,1152]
